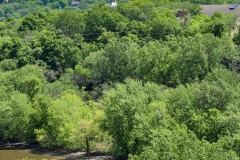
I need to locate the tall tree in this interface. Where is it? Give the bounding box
[100,79,165,159]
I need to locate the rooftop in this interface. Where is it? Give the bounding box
[201,4,240,16]
[70,1,79,6]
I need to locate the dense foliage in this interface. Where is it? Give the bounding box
[2,0,240,159]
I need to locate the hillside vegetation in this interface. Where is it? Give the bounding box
[2,0,240,159]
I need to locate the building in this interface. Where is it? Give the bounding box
[201,4,240,16]
[70,1,79,6]
[176,9,188,19]
[109,0,117,7]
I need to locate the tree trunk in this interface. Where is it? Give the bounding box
[86,137,90,157]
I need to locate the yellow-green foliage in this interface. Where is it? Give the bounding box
[35,94,109,152]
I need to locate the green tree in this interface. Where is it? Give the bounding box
[147,9,182,40]
[18,11,49,32]
[184,14,211,36]
[0,38,23,60]
[233,26,240,46]
[100,79,166,159]
[35,93,105,154]
[0,59,17,71]
[0,65,45,97]
[20,76,42,99]
[130,126,239,159]
[117,1,155,22]
[30,30,81,71]
[156,34,234,86]
[16,46,36,67]
[73,102,109,156]
[0,92,35,142]
[55,10,85,38]
[83,39,139,83]
[84,5,128,41]
[125,20,151,42]
[164,77,239,142]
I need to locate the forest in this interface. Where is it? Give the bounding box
[2,0,240,159]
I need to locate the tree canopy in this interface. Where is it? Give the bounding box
[1,0,240,159]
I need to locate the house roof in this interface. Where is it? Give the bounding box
[201,4,240,16]
[70,1,79,6]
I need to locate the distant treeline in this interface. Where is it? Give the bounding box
[0,0,239,22]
